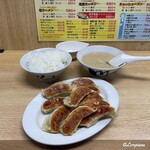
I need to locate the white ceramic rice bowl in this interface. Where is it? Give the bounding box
[20,48,72,82]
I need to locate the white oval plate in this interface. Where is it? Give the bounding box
[22,78,119,146]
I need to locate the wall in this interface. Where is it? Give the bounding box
[1,0,150,50]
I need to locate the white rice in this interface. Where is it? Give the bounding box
[26,51,68,73]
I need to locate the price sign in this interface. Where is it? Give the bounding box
[34,0,150,41]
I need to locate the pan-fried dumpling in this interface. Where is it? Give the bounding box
[86,85,100,93]
[63,86,95,108]
[79,92,103,105]
[42,106,71,133]
[80,101,115,127]
[42,83,72,98]
[71,77,96,88]
[60,105,97,135]
[41,97,65,114]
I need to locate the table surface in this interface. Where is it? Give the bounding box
[0,50,150,149]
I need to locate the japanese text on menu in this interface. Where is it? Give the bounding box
[34,0,150,41]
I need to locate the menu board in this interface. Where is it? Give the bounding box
[34,0,150,41]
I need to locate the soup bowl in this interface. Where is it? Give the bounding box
[77,45,125,78]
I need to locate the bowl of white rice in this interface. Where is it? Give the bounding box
[20,48,72,82]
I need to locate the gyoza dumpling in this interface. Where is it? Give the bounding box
[63,86,96,108]
[79,92,103,105]
[60,105,97,135]
[71,77,96,88]
[41,97,65,114]
[80,100,115,127]
[42,106,71,133]
[42,83,72,99]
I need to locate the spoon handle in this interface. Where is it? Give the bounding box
[109,54,150,67]
[121,54,150,63]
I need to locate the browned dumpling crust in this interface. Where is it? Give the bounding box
[80,101,115,127]
[63,86,95,108]
[42,106,71,133]
[49,106,71,133]
[71,77,96,88]
[60,106,97,135]
[86,85,100,93]
[42,97,65,114]
[42,83,72,98]
[79,92,103,105]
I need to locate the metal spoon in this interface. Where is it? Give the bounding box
[108,53,150,67]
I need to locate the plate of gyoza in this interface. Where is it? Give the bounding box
[22,77,119,145]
